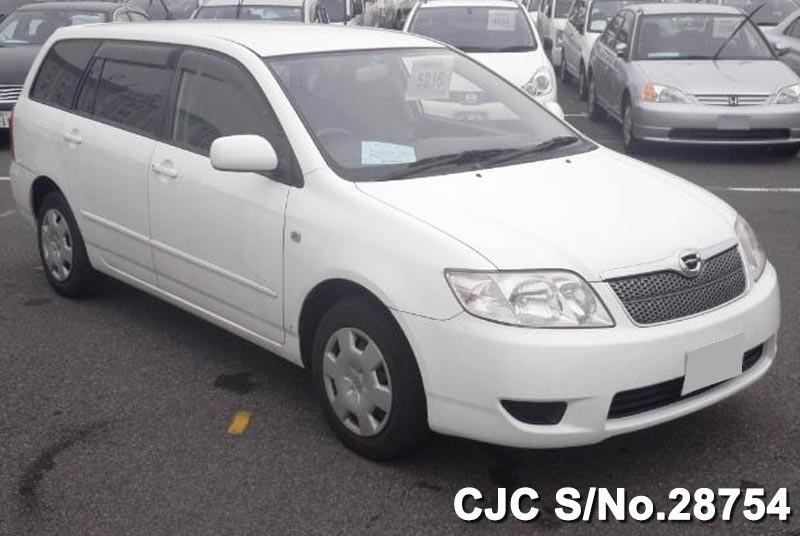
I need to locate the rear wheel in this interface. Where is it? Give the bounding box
[36,191,96,298]
[621,99,645,155]
[311,297,428,460]
[578,63,588,101]
[587,75,605,122]
[560,53,571,84]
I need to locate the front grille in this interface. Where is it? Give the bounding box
[0,84,22,104]
[607,247,746,325]
[607,344,764,419]
[669,128,790,141]
[694,94,770,106]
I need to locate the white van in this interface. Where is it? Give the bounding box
[10,22,780,459]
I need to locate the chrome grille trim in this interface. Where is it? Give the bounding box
[606,246,747,325]
[694,94,770,106]
[0,85,23,104]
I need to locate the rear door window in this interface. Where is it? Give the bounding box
[79,41,177,137]
[30,39,100,109]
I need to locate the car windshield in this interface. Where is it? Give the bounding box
[587,0,651,32]
[554,0,571,17]
[267,48,590,181]
[699,0,800,25]
[408,7,537,52]
[0,10,105,45]
[634,14,774,60]
[194,5,303,20]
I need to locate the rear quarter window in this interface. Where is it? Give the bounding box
[30,39,100,108]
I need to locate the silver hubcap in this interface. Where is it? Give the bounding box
[40,208,73,282]
[323,328,392,437]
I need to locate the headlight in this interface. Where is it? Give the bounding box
[642,83,689,104]
[555,29,564,47]
[775,84,800,105]
[735,216,767,283]
[523,67,553,97]
[445,270,614,328]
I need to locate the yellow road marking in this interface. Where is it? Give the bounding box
[227,411,253,435]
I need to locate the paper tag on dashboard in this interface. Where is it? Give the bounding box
[487,10,516,31]
[361,142,417,165]
[406,56,453,100]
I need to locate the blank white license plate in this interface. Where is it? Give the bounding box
[0,111,9,129]
[682,334,743,396]
[717,115,749,130]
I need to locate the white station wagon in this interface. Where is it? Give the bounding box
[10,22,780,459]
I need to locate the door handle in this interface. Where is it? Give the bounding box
[151,162,178,179]
[62,130,82,145]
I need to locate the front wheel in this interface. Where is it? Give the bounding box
[587,75,605,122]
[37,191,96,298]
[560,53,571,84]
[311,297,428,460]
[621,99,645,155]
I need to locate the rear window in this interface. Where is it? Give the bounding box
[30,40,99,108]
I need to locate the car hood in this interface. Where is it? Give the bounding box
[355,148,736,279]
[468,50,550,86]
[635,59,798,94]
[0,45,41,85]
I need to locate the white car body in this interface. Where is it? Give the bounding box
[403,0,560,107]
[10,22,780,450]
[562,0,603,87]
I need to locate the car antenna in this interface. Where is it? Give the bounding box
[236,0,244,18]
[711,3,765,61]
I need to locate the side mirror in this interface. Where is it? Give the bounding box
[543,36,553,54]
[615,42,629,59]
[544,101,565,119]
[210,135,278,173]
[774,42,789,56]
[352,0,363,16]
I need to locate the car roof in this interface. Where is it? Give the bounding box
[17,1,125,11]
[200,0,305,7]
[630,2,744,15]
[417,0,521,7]
[50,20,446,55]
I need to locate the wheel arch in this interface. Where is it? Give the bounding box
[30,176,66,218]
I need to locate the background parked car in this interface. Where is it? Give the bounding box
[0,1,148,129]
[124,0,198,18]
[404,0,560,108]
[536,0,572,71]
[192,0,330,22]
[696,0,800,30]
[586,3,800,154]
[766,8,800,74]
[561,0,659,99]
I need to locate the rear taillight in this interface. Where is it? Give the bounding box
[9,109,14,161]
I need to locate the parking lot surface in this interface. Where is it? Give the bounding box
[1,80,799,535]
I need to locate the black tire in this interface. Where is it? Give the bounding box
[578,63,588,101]
[311,296,428,461]
[36,191,96,298]
[587,74,605,122]
[560,54,571,84]
[621,98,645,155]
[772,143,800,158]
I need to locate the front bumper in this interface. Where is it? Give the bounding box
[396,262,780,448]
[633,100,800,145]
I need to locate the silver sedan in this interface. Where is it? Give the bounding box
[586,2,800,154]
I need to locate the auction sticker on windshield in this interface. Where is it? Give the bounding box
[487,9,516,31]
[361,141,417,165]
[406,56,454,100]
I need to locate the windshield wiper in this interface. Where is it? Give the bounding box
[382,148,509,181]
[479,136,580,168]
[712,4,765,61]
[496,45,537,52]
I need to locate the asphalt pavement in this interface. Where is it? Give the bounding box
[0,81,799,536]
